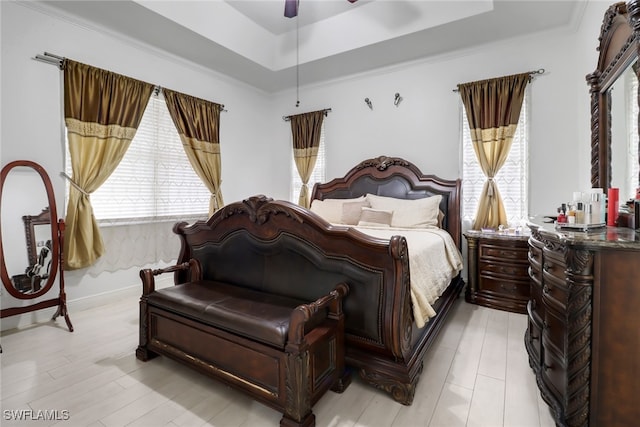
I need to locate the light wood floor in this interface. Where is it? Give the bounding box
[1,295,556,427]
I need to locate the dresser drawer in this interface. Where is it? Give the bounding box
[543,307,566,356]
[541,250,566,283]
[542,276,569,311]
[542,346,567,402]
[528,242,543,267]
[526,305,543,369]
[478,275,530,299]
[529,278,544,323]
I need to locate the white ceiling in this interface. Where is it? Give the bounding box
[35,0,586,93]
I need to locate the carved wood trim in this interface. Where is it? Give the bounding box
[358,360,423,406]
[285,350,312,422]
[588,1,638,190]
[216,195,304,225]
[355,155,411,171]
[564,250,593,427]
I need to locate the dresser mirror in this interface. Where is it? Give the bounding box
[0,160,72,331]
[588,1,640,198]
[610,60,639,201]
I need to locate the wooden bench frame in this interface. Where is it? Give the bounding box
[136,260,351,427]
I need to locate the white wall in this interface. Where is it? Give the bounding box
[272,1,612,219]
[0,0,615,330]
[0,1,281,329]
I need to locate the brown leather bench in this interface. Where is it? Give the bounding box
[136,259,351,427]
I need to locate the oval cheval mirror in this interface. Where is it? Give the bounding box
[0,160,73,341]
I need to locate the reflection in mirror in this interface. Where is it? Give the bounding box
[1,168,50,293]
[610,61,640,202]
[10,207,52,294]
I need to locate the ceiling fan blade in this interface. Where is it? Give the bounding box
[284,0,298,18]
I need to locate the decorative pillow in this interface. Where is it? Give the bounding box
[309,196,366,224]
[357,207,393,227]
[340,200,371,225]
[366,194,442,228]
[438,209,445,228]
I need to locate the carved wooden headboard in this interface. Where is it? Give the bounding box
[311,155,462,250]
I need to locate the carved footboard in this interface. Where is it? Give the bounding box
[170,188,462,406]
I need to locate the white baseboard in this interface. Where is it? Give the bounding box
[0,275,174,332]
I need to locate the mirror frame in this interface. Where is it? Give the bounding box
[0,160,61,299]
[587,1,640,191]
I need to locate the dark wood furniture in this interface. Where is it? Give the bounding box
[587,1,639,193]
[311,155,464,405]
[525,219,640,426]
[137,255,349,427]
[464,230,530,314]
[0,160,72,333]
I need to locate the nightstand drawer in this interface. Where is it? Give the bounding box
[479,262,529,279]
[480,243,529,262]
[464,231,530,314]
[478,275,530,299]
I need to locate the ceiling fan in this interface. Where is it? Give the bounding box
[284,0,358,18]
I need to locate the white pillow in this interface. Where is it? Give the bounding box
[366,194,442,228]
[340,200,371,225]
[357,207,393,227]
[309,196,366,224]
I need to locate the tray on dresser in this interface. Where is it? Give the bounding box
[554,221,606,231]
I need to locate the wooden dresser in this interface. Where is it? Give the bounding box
[464,230,530,313]
[526,219,640,427]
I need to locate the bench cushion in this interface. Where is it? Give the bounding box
[146,281,312,348]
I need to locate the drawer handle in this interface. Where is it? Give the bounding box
[500,284,518,292]
[543,284,553,294]
[543,363,552,372]
[543,263,550,272]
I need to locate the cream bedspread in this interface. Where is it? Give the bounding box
[352,225,463,328]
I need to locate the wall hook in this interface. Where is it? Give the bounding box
[365,98,373,110]
[394,93,403,107]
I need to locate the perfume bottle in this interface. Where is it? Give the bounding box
[575,202,584,224]
[557,206,567,223]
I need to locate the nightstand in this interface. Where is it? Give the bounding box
[463,230,530,313]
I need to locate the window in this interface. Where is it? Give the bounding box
[290,123,326,203]
[461,89,529,226]
[66,94,210,223]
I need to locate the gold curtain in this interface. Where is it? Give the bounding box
[63,60,153,270]
[290,110,325,208]
[458,73,529,229]
[163,88,223,216]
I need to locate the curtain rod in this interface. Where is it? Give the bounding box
[282,108,332,122]
[452,68,546,92]
[33,51,227,112]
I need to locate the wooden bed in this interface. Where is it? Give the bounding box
[308,155,465,405]
[168,155,464,406]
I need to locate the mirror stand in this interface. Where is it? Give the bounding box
[1,160,73,350]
